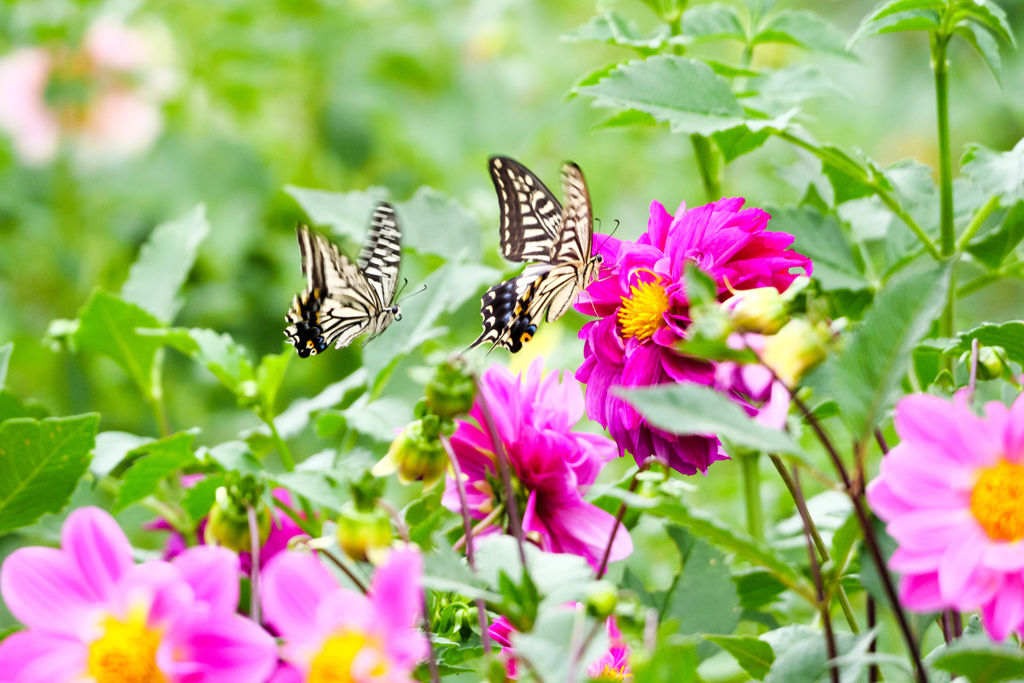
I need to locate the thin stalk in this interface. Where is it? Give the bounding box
[319,549,369,594]
[595,470,642,579]
[769,455,859,633]
[740,452,764,542]
[952,611,963,638]
[967,338,979,405]
[567,617,604,683]
[272,496,318,537]
[958,259,1024,296]
[691,134,722,201]
[266,416,317,525]
[941,612,953,645]
[793,466,840,683]
[246,504,262,624]
[453,504,505,552]
[474,381,528,568]
[957,195,1000,250]
[868,597,879,683]
[933,30,956,367]
[440,434,491,653]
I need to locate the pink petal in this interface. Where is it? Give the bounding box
[262,551,337,644]
[61,506,134,603]
[0,630,87,683]
[158,612,278,683]
[0,547,97,635]
[898,572,947,612]
[894,394,1001,467]
[268,663,305,683]
[937,526,987,604]
[886,509,974,551]
[114,561,191,629]
[172,545,240,614]
[982,541,1024,572]
[370,548,424,635]
[981,574,1024,641]
[1004,392,1024,462]
[316,589,374,636]
[889,547,943,574]
[865,478,914,521]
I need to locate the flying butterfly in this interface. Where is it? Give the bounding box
[285,202,403,357]
[469,156,603,353]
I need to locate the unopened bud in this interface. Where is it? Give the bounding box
[425,359,477,419]
[585,581,618,619]
[762,319,830,387]
[723,287,788,335]
[962,345,1008,381]
[336,502,392,563]
[372,418,449,488]
[204,486,272,552]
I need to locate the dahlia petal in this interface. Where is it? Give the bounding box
[316,589,374,635]
[880,447,973,504]
[115,561,191,628]
[172,545,240,614]
[888,547,943,574]
[542,497,632,568]
[886,509,974,551]
[982,541,1024,572]
[158,612,278,683]
[0,547,97,635]
[895,394,1001,467]
[371,548,424,635]
[488,616,515,647]
[646,200,673,251]
[981,574,1024,641]
[938,526,988,604]
[0,630,87,683]
[61,506,134,603]
[898,572,947,612]
[268,663,305,683]
[1004,392,1024,462]
[865,478,914,521]
[952,565,1003,611]
[262,552,338,644]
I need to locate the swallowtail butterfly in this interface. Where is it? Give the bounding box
[285,202,403,357]
[469,157,603,353]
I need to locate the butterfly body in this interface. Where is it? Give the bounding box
[285,203,403,357]
[471,157,602,352]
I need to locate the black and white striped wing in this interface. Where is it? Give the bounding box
[357,203,402,307]
[489,157,562,263]
[285,225,382,356]
[522,264,582,324]
[468,265,551,353]
[552,162,594,266]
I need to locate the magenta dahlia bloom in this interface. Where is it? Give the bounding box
[575,198,810,474]
[442,358,632,569]
[261,548,429,682]
[489,614,631,680]
[0,506,277,683]
[867,391,1024,641]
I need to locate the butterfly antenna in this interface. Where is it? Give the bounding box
[397,284,428,304]
[394,278,410,300]
[594,219,620,257]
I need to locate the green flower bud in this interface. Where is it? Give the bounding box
[962,345,1009,381]
[336,502,392,563]
[762,318,830,387]
[425,359,477,419]
[585,581,618,619]
[372,418,449,488]
[723,287,788,334]
[204,486,272,552]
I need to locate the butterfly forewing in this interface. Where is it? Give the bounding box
[489,156,562,263]
[554,162,594,266]
[357,203,402,307]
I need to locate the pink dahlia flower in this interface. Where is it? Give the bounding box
[0,48,60,164]
[489,614,631,680]
[0,506,277,683]
[261,548,429,682]
[575,198,810,474]
[146,484,307,574]
[866,391,1024,641]
[442,358,632,569]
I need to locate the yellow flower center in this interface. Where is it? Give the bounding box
[309,631,387,683]
[87,615,165,683]
[593,664,633,681]
[971,460,1024,542]
[617,280,669,340]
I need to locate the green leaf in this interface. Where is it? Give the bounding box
[121,205,210,324]
[830,512,861,577]
[966,202,1024,269]
[141,327,254,393]
[633,638,700,683]
[593,108,659,130]
[650,498,814,599]
[821,145,874,204]
[767,205,869,291]
[754,10,850,56]
[713,125,771,163]
[272,369,367,438]
[114,432,197,512]
[272,471,347,511]
[74,290,165,396]
[808,260,952,445]
[285,185,390,245]
[90,431,153,478]
[955,22,1002,84]
[663,529,740,657]
[0,414,99,533]
[561,11,669,54]
[512,610,610,683]
[849,2,942,46]
[0,390,49,424]
[705,635,775,680]
[576,56,745,136]
[617,383,807,457]
[962,139,1024,207]
[396,187,482,260]
[931,639,1024,683]
[255,349,291,416]
[953,0,1015,47]
[181,473,226,521]
[744,64,847,116]
[733,568,788,610]
[361,257,498,391]
[763,627,858,683]
[946,321,1024,366]
[0,342,11,388]
[681,3,746,42]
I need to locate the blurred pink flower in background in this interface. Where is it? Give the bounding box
[867,391,1024,641]
[0,507,277,683]
[0,16,174,166]
[262,547,429,683]
[489,613,632,680]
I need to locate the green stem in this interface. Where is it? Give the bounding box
[957,258,1024,296]
[933,30,956,357]
[273,496,318,537]
[957,195,1000,250]
[739,452,763,542]
[265,415,318,527]
[691,134,722,201]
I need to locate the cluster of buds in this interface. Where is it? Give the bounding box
[372,357,476,488]
[204,474,272,552]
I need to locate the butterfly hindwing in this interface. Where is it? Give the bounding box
[489,156,563,263]
[285,202,403,357]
